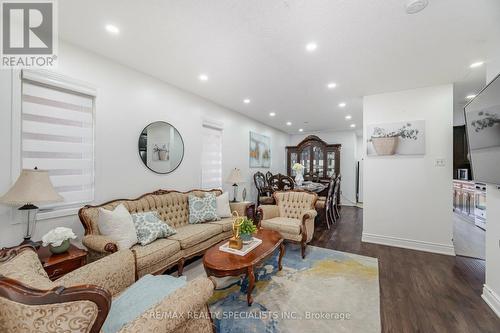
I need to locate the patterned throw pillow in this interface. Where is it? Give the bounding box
[131,211,177,246]
[188,193,220,224]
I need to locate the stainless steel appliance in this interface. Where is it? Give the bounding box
[474,183,486,230]
[457,168,468,180]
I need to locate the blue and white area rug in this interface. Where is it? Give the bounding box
[183,244,380,333]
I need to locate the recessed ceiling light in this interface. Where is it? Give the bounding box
[299,128,304,132]
[243,99,251,104]
[405,0,428,14]
[338,102,346,108]
[327,82,337,89]
[105,24,120,35]
[305,42,318,52]
[286,122,292,126]
[466,94,476,99]
[269,112,276,117]
[198,74,208,81]
[470,61,484,68]
[350,124,356,128]
[345,115,352,120]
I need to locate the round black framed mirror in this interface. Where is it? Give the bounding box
[138,121,184,174]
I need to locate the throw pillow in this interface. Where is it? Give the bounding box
[216,192,232,218]
[131,211,177,246]
[188,193,219,224]
[97,204,138,250]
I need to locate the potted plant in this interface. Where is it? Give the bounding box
[370,123,419,155]
[292,163,305,186]
[42,227,77,254]
[240,217,257,244]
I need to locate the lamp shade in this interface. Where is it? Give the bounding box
[0,169,64,205]
[226,168,244,184]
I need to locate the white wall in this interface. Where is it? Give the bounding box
[289,131,357,205]
[0,41,288,247]
[362,84,454,255]
[482,49,500,317]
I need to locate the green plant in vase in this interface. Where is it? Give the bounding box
[240,217,257,244]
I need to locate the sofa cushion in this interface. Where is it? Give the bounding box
[131,211,176,246]
[209,217,235,232]
[98,204,138,250]
[216,192,232,218]
[132,239,181,273]
[188,193,219,224]
[168,224,222,249]
[261,217,302,235]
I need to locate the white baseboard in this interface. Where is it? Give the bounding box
[482,285,500,318]
[362,233,455,256]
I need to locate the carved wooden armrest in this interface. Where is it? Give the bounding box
[82,234,118,253]
[301,209,317,227]
[0,275,111,333]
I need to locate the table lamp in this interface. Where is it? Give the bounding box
[0,168,63,246]
[226,168,244,202]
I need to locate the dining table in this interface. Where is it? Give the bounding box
[296,181,327,193]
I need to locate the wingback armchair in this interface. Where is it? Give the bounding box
[0,245,215,333]
[257,191,318,258]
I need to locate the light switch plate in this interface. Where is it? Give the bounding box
[435,158,446,167]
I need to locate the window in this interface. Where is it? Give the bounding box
[201,124,222,189]
[19,70,96,210]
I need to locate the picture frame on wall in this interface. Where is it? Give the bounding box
[366,120,426,156]
[249,131,271,168]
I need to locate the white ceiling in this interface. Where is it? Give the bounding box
[58,0,500,133]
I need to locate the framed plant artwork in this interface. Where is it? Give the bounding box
[249,132,271,168]
[367,120,425,156]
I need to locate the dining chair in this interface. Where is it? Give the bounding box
[315,177,336,229]
[265,171,273,184]
[254,172,274,205]
[332,175,341,220]
[280,175,295,190]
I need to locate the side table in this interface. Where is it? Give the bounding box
[37,243,87,281]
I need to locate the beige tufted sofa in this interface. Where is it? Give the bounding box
[0,245,214,333]
[257,190,318,258]
[79,189,252,278]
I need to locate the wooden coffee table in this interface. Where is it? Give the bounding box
[203,229,284,306]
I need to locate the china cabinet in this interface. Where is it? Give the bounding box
[286,135,341,182]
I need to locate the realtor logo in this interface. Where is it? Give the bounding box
[1,0,58,68]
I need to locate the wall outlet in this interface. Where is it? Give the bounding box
[435,158,446,167]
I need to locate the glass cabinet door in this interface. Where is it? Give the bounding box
[300,148,310,176]
[312,145,324,178]
[290,152,298,176]
[327,151,335,177]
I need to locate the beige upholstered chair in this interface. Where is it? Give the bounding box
[257,191,318,258]
[0,245,214,333]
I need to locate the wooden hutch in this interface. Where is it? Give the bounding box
[286,135,341,182]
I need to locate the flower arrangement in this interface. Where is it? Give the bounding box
[42,227,76,253]
[292,163,305,172]
[371,123,419,140]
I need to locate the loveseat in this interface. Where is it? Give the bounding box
[79,189,252,278]
[0,245,214,333]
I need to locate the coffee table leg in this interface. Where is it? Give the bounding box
[278,243,285,271]
[247,266,255,306]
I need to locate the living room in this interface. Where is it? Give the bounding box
[1,1,500,332]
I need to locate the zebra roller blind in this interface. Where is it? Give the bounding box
[21,75,95,208]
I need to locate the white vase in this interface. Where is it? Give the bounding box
[295,172,304,186]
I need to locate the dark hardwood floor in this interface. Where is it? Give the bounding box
[310,206,500,333]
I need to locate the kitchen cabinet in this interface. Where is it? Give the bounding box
[453,180,475,222]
